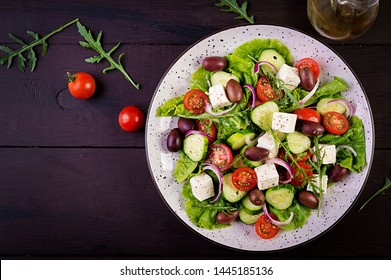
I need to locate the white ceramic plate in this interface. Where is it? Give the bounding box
[145,25,374,251]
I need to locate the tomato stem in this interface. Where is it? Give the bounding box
[66,71,76,83]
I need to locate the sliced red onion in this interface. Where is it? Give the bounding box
[254,61,277,74]
[265,158,293,184]
[185,130,214,142]
[243,84,257,110]
[336,145,357,157]
[245,132,264,146]
[263,202,294,227]
[299,75,320,106]
[327,99,356,119]
[202,163,223,203]
[205,102,237,116]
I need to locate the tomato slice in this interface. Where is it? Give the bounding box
[290,162,313,187]
[295,57,320,80]
[183,89,209,114]
[231,167,257,191]
[294,108,321,123]
[255,214,280,239]
[256,75,281,102]
[205,143,233,172]
[279,148,312,163]
[196,119,217,142]
[323,111,349,135]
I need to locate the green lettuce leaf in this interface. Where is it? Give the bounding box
[190,66,213,92]
[269,200,312,230]
[173,151,198,183]
[156,95,185,117]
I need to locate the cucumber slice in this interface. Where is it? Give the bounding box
[183,134,209,162]
[317,98,347,116]
[239,207,263,225]
[259,49,286,73]
[222,173,247,203]
[210,71,240,88]
[251,101,279,130]
[240,145,262,168]
[265,185,295,210]
[241,195,263,215]
[226,130,256,150]
[286,131,311,154]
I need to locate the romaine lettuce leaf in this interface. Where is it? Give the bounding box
[190,66,213,92]
[269,200,312,230]
[173,151,198,183]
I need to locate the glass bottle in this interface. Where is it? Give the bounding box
[307,0,379,40]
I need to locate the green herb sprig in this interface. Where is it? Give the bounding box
[359,177,391,212]
[76,21,139,90]
[0,18,79,72]
[216,0,254,24]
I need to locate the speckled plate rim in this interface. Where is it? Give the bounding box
[145,24,375,252]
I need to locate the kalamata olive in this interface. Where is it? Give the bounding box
[226,79,243,103]
[301,121,325,136]
[166,128,183,152]
[202,56,228,72]
[299,66,316,91]
[177,117,196,134]
[328,164,349,183]
[298,190,318,209]
[216,211,239,225]
[249,189,265,206]
[244,146,269,161]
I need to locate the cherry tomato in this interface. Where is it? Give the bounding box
[256,75,281,102]
[290,162,313,187]
[196,119,217,142]
[255,214,280,239]
[295,58,320,80]
[183,89,209,114]
[323,111,349,135]
[231,167,257,191]
[278,149,312,163]
[67,72,96,99]
[294,108,321,123]
[205,143,233,172]
[118,106,145,132]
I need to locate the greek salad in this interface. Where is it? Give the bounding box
[156,38,366,239]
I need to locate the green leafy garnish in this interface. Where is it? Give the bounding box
[0,18,79,72]
[76,21,140,90]
[359,178,391,212]
[215,0,254,24]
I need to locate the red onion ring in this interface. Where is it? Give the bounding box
[265,158,293,184]
[202,163,223,203]
[299,76,320,106]
[336,145,357,157]
[254,61,277,74]
[243,84,257,110]
[205,103,237,116]
[185,130,214,142]
[244,132,264,146]
[263,202,294,227]
[327,99,356,119]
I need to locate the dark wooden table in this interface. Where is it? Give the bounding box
[0,0,390,259]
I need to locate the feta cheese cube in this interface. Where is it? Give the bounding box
[254,163,279,191]
[276,64,301,91]
[190,173,215,201]
[256,131,279,158]
[272,112,297,133]
[207,84,232,109]
[312,144,336,164]
[307,174,328,194]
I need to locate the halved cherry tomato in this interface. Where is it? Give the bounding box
[256,75,281,102]
[294,108,321,123]
[323,111,349,135]
[205,143,233,172]
[231,167,257,191]
[295,58,320,80]
[196,119,217,142]
[290,162,313,187]
[255,214,280,239]
[278,149,312,163]
[183,89,209,114]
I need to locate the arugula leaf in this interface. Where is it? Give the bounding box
[0,18,78,72]
[76,21,140,90]
[215,0,254,24]
[359,178,391,212]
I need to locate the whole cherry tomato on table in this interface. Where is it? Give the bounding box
[67,72,96,99]
[118,106,145,132]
